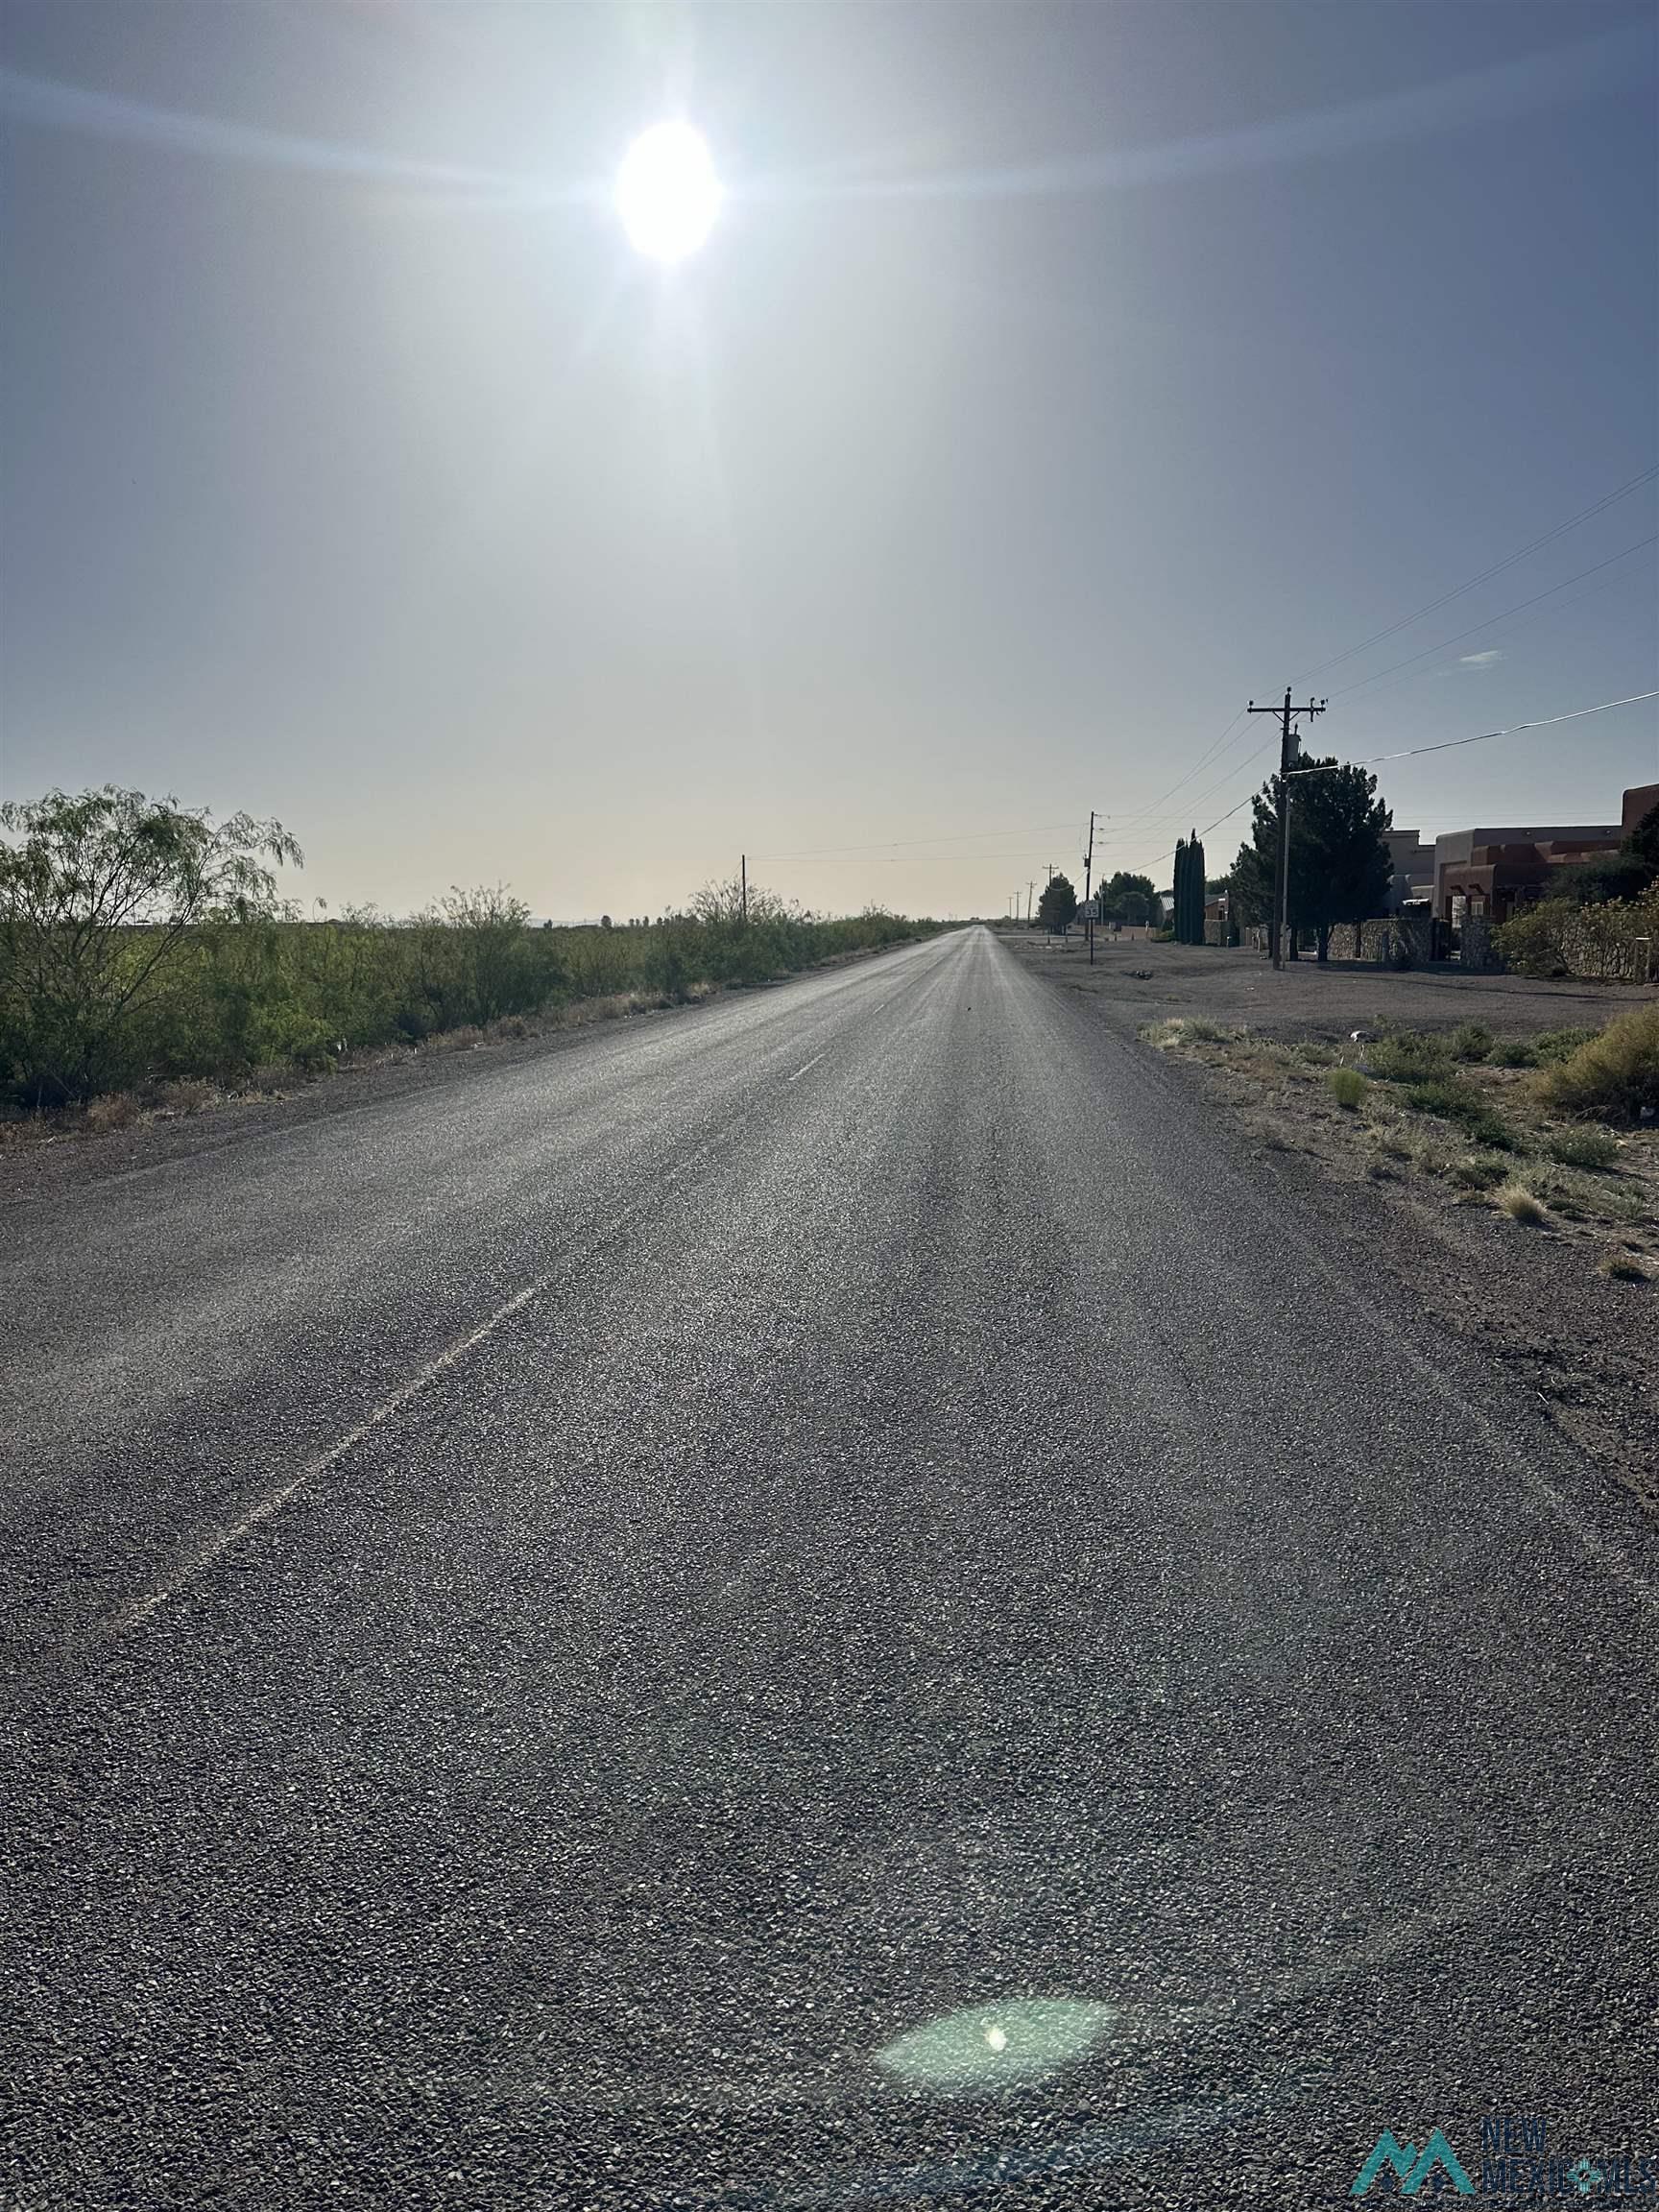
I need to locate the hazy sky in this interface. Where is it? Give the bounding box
[2,1,1655,920]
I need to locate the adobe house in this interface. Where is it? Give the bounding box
[1431,782,1654,924]
[1382,828,1435,910]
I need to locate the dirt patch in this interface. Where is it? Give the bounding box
[998,925,1658,1039]
[1140,1012,1659,1518]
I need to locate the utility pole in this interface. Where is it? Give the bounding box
[1083,809,1097,966]
[1247,689,1326,970]
[1026,879,1036,925]
[740,854,748,925]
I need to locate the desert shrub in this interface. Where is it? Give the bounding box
[155,1077,216,1116]
[1365,1030,1452,1082]
[1404,1077,1516,1150]
[1532,1026,1599,1064]
[0,786,301,1105]
[1143,1018,1221,1049]
[1546,1127,1619,1172]
[1497,888,1659,981]
[1490,1037,1539,1068]
[1494,901,1574,978]
[1448,1154,1509,1190]
[1599,1249,1651,1282]
[84,1092,141,1132]
[1537,1006,1659,1123]
[1449,1022,1494,1063]
[1327,1068,1367,1111]
[0,796,941,1107]
[1494,1181,1548,1224]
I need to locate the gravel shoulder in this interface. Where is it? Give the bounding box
[999,926,1659,1036]
[1004,930,1659,1518]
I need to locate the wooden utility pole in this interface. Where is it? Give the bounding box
[1083,809,1097,966]
[1247,689,1326,969]
[740,854,748,925]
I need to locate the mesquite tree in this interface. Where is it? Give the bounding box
[0,786,301,1104]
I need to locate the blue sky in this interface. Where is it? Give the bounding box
[2,1,1654,917]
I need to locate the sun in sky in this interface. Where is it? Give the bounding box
[615,121,722,262]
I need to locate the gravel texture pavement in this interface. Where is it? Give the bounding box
[4,926,1656,2208]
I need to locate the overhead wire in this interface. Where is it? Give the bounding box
[1327,536,1657,699]
[1142,688,1657,874]
[1294,463,1658,685]
[1112,463,1656,851]
[1286,688,1659,779]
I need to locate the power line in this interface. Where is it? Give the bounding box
[1108,709,1249,830]
[1286,688,1659,778]
[1328,536,1657,699]
[1295,463,1659,684]
[1142,687,1658,874]
[1327,546,1654,710]
[1112,466,1655,840]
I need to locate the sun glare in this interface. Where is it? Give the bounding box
[615,122,722,263]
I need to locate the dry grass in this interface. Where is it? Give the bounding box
[1494,1181,1549,1225]
[1448,1154,1509,1191]
[83,1092,141,1132]
[1545,1126,1620,1172]
[1146,1014,1658,1279]
[153,1078,215,1117]
[1537,1004,1659,1122]
[1599,1249,1651,1283]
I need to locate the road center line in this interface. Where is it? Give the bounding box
[107,1284,541,1641]
[787,1052,826,1083]
[99,1099,775,1645]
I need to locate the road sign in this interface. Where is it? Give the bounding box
[1078,899,1100,923]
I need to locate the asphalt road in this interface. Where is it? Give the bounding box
[4,926,1656,2208]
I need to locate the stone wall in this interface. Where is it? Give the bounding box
[1459,915,1503,972]
[1493,891,1659,981]
[1326,920,1395,963]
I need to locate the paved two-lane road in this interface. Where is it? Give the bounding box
[4,926,1656,2207]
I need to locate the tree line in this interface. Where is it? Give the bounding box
[0,786,939,1110]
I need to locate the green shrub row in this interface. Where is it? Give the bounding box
[1494,886,1659,980]
[1,902,940,1108]
[0,788,942,1109]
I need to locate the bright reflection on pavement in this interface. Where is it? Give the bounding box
[874,1998,1116,2095]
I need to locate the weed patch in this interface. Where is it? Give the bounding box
[1599,1249,1651,1283]
[1447,1154,1509,1190]
[1546,1127,1620,1172]
[1450,1022,1494,1063]
[1537,1006,1659,1124]
[1403,1077,1516,1150]
[1495,1181,1549,1225]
